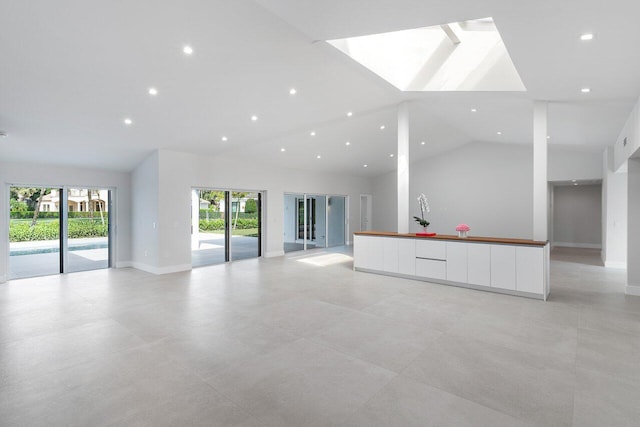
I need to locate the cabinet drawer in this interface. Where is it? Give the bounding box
[415,258,446,280]
[415,240,446,260]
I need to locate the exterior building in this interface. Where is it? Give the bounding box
[39,189,109,213]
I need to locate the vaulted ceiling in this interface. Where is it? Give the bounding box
[1,0,639,176]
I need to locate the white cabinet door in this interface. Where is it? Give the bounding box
[490,245,516,290]
[446,242,468,283]
[383,238,399,273]
[516,246,544,294]
[415,240,446,260]
[467,244,490,287]
[415,258,446,280]
[398,238,416,275]
[354,235,384,270]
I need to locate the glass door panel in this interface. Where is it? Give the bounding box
[9,187,61,279]
[192,189,227,267]
[284,193,304,253]
[230,191,260,261]
[327,196,346,247]
[309,195,326,248]
[66,188,110,273]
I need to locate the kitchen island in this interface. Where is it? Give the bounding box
[353,231,549,300]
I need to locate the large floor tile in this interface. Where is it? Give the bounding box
[573,368,640,427]
[343,375,529,427]
[0,319,146,387]
[204,339,396,426]
[310,310,442,372]
[402,334,575,426]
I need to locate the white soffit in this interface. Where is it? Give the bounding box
[327,17,526,92]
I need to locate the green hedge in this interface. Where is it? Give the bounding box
[10,211,108,219]
[9,219,108,242]
[199,218,258,231]
[199,210,258,220]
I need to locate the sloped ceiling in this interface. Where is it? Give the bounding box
[1,0,639,176]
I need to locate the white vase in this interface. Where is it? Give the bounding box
[422,227,429,234]
[457,230,468,238]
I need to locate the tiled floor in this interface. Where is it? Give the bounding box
[1,246,638,426]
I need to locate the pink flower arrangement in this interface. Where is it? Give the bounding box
[456,224,470,232]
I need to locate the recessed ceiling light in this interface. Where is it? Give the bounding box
[183,45,194,55]
[251,115,258,121]
[289,88,297,95]
[310,131,316,136]
[471,108,477,112]
[316,155,321,159]
[345,141,351,146]
[581,87,591,93]
[573,183,579,186]
[580,33,594,41]
[347,111,353,117]
[421,141,425,145]
[123,118,132,125]
[380,125,385,130]
[572,179,577,182]
[221,136,228,142]
[547,135,551,140]
[280,148,286,152]
[148,87,158,96]
[389,154,394,157]
[497,131,502,135]
[363,164,368,168]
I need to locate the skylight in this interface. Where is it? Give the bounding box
[327,17,526,92]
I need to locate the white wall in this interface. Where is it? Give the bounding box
[371,171,397,232]
[553,184,602,248]
[407,142,534,239]
[0,161,132,282]
[548,147,603,181]
[283,194,297,244]
[130,149,371,273]
[602,147,627,268]
[131,152,160,272]
[615,96,639,171]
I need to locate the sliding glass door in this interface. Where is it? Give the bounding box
[8,186,111,280]
[191,188,262,267]
[9,187,61,279]
[284,193,346,253]
[66,188,110,273]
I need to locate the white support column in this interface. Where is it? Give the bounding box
[627,158,640,296]
[533,101,548,241]
[397,102,410,233]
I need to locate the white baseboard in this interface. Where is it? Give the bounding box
[553,242,602,249]
[604,261,627,269]
[265,250,285,258]
[115,261,133,268]
[131,262,191,275]
[626,284,640,297]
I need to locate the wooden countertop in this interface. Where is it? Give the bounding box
[353,231,548,247]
